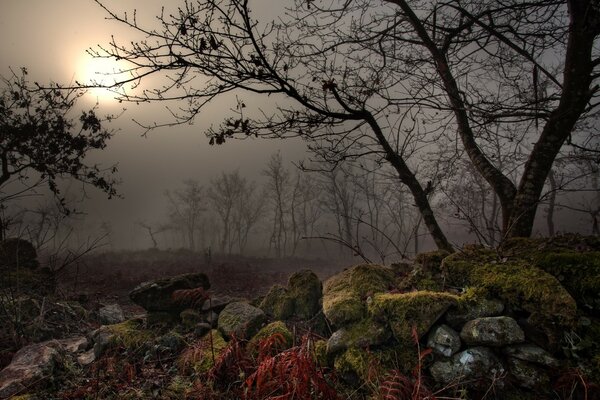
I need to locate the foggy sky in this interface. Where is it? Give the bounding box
[1,0,308,248]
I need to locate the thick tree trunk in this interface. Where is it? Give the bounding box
[507,1,598,237]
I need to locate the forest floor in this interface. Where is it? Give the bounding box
[57,248,348,311]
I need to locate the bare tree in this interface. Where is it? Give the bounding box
[263,152,291,258]
[95,0,598,247]
[165,179,205,250]
[207,170,262,254]
[92,0,453,252]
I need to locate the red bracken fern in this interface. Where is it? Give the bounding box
[244,334,339,400]
[172,287,210,309]
[378,326,436,400]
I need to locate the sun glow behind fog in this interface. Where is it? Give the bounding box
[76,54,128,103]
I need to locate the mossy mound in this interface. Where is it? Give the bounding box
[442,250,577,347]
[107,318,153,350]
[368,291,458,344]
[334,344,418,384]
[248,321,293,356]
[322,264,395,327]
[178,329,228,374]
[259,285,295,320]
[414,249,451,271]
[534,251,600,313]
[499,236,600,313]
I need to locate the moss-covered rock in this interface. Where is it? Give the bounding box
[129,272,210,312]
[326,318,391,355]
[247,321,293,357]
[323,264,395,327]
[535,251,600,313]
[180,308,203,329]
[288,269,322,319]
[106,318,153,350]
[259,285,295,320]
[218,301,266,339]
[442,250,577,346]
[368,291,458,344]
[414,249,451,272]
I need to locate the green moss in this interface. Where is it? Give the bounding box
[179,329,228,374]
[534,251,600,311]
[180,308,203,329]
[443,249,577,341]
[368,291,458,344]
[334,345,418,385]
[247,321,293,355]
[259,285,294,320]
[312,339,329,367]
[323,264,395,326]
[288,269,322,319]
[414,249,451,271]
[107,318,153,349]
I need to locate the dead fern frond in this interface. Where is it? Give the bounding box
[172,287,209,309]
[245,334,339,400]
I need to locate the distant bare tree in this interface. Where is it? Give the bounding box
[207,170,261,254]
[263,152,291,258]
[165,179,205,250]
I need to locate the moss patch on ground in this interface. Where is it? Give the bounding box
[107,318,153,350]
[178,329,228,374]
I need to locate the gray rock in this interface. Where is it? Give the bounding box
[507,357,549,389]
[129,272,210,312]
[56,336,88,353]
[91,326,115,358]
[98,303,125,324]
[430,347,505,387]
[77,349,96,366]
[503,344,559,368]
[0,341,61,398]
[218,301,266,339]
[446,298,504,329]
[460,316,525,347]
[427,324,461,357]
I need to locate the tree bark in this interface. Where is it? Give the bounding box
[508,0,599,237]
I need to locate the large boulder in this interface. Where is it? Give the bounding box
[322,264,395,327]
[460,316,525,347]
[287,269,322,319]
[129,272,210,312]
[218,301,266,339]
[368,291,459,344]
[0,341,61,398]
